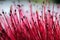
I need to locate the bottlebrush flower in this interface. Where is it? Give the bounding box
[0,2,60,40]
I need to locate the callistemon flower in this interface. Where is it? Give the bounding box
[0,1,60,40]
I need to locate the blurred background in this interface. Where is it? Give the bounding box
[0,0,60,4]
[0,0,60,13]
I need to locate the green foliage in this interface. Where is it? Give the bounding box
[53,0,60,4]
